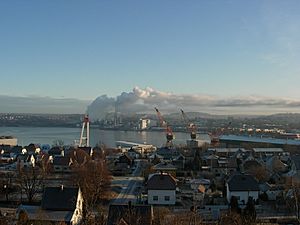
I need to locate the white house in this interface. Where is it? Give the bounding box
[147,173,176,205]
[226,173,259,205]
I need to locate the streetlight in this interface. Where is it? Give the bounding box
[4,184,8,202]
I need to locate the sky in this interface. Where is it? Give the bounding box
[0,0,300,114]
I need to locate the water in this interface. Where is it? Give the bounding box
[0,126,210,147]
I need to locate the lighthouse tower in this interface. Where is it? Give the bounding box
[79,115,90,147]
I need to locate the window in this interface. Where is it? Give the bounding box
[164,196,170,201]
[153,196,158,201]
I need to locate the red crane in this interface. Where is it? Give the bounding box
[155,107,174,147]
[180,109,197,140]
[209,121,231,146]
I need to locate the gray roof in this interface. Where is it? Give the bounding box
[17,205,73,222]
[220,135,300,146]
[253,148,283,153]
[41,187,79,211]
[53,156,70,166]
[152,162,177,170]
[227,174,259,192]
[147,173,176,190]
[156,147,179,160]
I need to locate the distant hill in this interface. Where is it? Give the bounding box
[138,112,300,121]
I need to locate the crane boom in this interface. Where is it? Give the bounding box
[180,109,197,140]
[209,121,231,146]
[155,107,174,146]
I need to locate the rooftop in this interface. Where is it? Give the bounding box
[227,173,259,192]
[17,205,73,222]
[41,186,79,211]
[220,135,300,146]
[147,173,176,190]
[253,148,283,153]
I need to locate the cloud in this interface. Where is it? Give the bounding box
[86,95,115,120]
[0,95,89,114]
[87,87,300,120]
[3,88,299,117]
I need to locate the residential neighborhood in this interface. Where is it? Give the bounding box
[2,131,300,225]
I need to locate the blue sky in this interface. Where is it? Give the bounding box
[0,0,300,102]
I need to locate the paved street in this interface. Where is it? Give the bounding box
[111,159,145,204]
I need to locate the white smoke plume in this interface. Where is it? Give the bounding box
[87,87,300,121]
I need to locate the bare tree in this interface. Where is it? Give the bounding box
[246,165,269,183]
[53,139,64,147]
[39,153,52,176]
[72,159,112,223]
[155,207,204,225]
[285,179,300,220]
[17,166,43,203]
[219,212,242,225]
[0,171,15,202]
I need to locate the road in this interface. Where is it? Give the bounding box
[111,159,145,204]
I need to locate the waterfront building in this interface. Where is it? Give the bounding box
[139,118,151,130]
[0,136,17,146]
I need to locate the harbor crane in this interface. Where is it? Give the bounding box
[79,114,90,147]
[209,121,231,146]
[180,109,197,140]
[155,107,174,147]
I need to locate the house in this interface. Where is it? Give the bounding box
[52,156,71,173]
[152,162,177,177]
[17,186,83,225]
[172,154,185,170]
[155,147,180,161]
[16,154,36,169]
[147,173,177,205]
[23,143,38,155]
[0,152,13,163]
[48,147,63,156]
[265,184,285,201]
[253,148,284,158]
[209,148,247,157]
[201,154,219,171]
[107,203,153,225]
[189,178,210,191]
[226,173,259,205]
[201,154,237,176]
[0,144,11,154]
[285,155,300,181]
[148,153,164,163]
[10,145,23,158]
